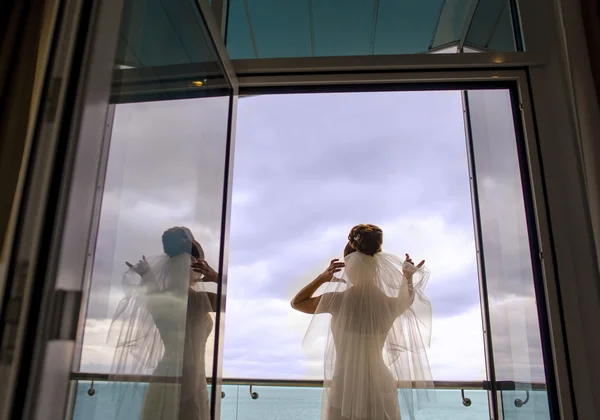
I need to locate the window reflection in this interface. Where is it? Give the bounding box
[73,96,230,420]
[69,0,233,417]
[466,89,550,418]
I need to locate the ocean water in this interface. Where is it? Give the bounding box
[72,382,551,420]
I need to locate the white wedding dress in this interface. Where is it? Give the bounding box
[306,252,435,420]
[110,254,214,420]
[140,290,213,420]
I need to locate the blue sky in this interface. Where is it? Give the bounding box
[78,90,545,384]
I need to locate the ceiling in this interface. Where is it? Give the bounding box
[114,0,519,67]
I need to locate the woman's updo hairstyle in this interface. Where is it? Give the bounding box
[162,226,202,259]
[346,224,383,256]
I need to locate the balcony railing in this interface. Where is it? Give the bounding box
[68,372,550,420]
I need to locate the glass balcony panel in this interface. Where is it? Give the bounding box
[71,378,500,420]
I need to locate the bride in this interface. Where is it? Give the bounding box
[109,226,218,420]
[291,224,434,420]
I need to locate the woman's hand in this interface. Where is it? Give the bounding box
[192,260,219,283]
[403,253,425,277]
[125,256,150,276]
[321,259,345,283]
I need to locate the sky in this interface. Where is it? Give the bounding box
[78,89,546,384]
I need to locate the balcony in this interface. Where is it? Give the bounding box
[69,373,549,420]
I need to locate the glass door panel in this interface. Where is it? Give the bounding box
[67,1,237,420]
[465,89,552,419]
[223,90,490,420]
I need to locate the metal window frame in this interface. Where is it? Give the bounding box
[461,89,501,420]
[230,52,544,77]
[222,70,565,420]
[518,1,600,418]
[69,371,548,390]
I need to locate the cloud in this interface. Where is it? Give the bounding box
[228,212,480,317]
[229,91,472,267]
[221,295,488,381]
[79,292,544,384]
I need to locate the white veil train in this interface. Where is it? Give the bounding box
[304,251,435,420]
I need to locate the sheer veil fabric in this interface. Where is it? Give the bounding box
[304,252,435,420]
[108,253,214,420]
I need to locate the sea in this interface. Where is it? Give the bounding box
[72,382,551,420]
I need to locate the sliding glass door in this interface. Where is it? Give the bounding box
[68,1,238,419]
[465,89,553,420]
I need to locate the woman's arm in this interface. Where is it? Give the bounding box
[191,260,219,312]
[402,272,415,306]
[291,259,345,314]
[291,272,328,314]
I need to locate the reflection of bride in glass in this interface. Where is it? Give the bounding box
[109,226,218,420]
[292,224,435,420]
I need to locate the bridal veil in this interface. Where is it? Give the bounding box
[305,251,435,420]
